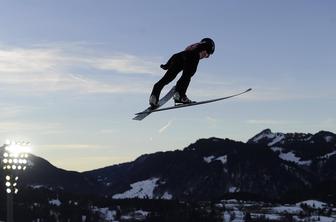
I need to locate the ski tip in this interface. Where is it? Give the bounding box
[246,88,252,92]
[133,115,144,121]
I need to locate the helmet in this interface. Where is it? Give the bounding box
[200,38,215,54]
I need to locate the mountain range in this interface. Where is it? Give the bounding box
[1,129,336,202]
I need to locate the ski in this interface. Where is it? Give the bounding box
[133,86,176,121]
[135,88,252,115]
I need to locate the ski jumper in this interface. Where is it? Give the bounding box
[151,43,208,100]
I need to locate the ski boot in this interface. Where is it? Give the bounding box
[174,92,196,105]
[149,94,159,108]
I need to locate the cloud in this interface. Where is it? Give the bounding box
[39,144,101,150]
[0,121,64,135]
[0,104,35,118]
[205,116,219,127]
[92,54,159,75]
[0,43,159,94]
[0,46,63,73]
[158,120,173,134]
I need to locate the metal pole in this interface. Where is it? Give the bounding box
[6,191,13,222]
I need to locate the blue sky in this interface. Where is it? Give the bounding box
[0,0,335,171]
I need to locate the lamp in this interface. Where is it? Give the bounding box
[2,140,30,222]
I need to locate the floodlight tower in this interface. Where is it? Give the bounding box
[2,140,30,222]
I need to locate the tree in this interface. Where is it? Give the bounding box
[244,212,252,222]
[230,211,236,221]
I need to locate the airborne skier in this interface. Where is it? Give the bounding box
[149,38,215,107]
[134,38,251,121]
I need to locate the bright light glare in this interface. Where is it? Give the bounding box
[5,140,31,155]
[6,188,11,194]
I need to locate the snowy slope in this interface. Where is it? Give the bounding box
[112,178,159,199]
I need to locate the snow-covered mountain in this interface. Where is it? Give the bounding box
[83,129,336,202]
[2,129,336,203]
[248,129,336,168]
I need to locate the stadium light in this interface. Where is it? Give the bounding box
[2,142,29,172]
[2,140,31,222]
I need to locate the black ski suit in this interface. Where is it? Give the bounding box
[151,43,208,99]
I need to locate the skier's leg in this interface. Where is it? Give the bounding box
[175,59,197,99]
[150,55,183,106]
[151,67,182,97]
